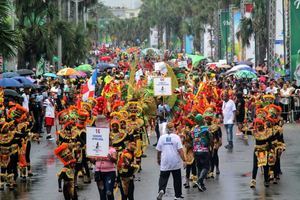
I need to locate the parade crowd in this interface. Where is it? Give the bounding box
[0,45,299,200]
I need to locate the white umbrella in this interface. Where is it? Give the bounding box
[226,64,256,74]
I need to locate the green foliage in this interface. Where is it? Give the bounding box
[236,17,253,47]
[0,0,22,58]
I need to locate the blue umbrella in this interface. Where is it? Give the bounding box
[43,72,57,78]
[97,62,117,72]
[2,72,19,78]
[12,76,34,87]
[0,78,23,87]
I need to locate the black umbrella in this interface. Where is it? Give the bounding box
[17,69,34,76]
[4,89,21,98]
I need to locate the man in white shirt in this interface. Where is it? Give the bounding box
[156,123,185,200]
[22,89,30,111]
[222,93,236,149]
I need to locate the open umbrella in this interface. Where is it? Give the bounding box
[0,78,23,87]
[218,64,232,69]
[141,48,161,55]
[236,61,253,66]
[2,72,19,78]
[43,72,57,78]
[99,56,112,62]
[70,71,87,78]
[187,54,206,67]
[17,69,34,76]
[97,63,117,72]
[12,76,34,87]
[234,70,257,79]
[57,68,79,76]
[226,64,256,74]
[4,89,21,98]
[75,64,93,72]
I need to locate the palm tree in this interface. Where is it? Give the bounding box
[0,0,22,59]
[236,0,268,64]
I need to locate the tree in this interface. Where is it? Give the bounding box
[237,0,268,64]
[0,0,22,59]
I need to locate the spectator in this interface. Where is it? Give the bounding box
[22,88,30,111]
[280,83,292,122]
[156,122,185,200]
[222,93,236,149]
[265,81,278,95]
[43,92,56,140]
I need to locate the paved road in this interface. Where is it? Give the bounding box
[1,124,300,200]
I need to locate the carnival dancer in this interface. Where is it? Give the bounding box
[182,128,196,189]
[73,109,91,186]
[250,118,272,188]
[0,121,20,190]
[117,141,139,200]
[203,106,222,178]
[265,104,285,184]
[55,143,78,200]
[192,124,211,192]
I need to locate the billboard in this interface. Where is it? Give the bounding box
[290,0,300,81]
[233,10,242,61]
[275,0,284,68]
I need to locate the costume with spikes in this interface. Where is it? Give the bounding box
[54,143,77,200]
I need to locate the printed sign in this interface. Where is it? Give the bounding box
[154,62,168,74]
[153,77,172,96]
[86,127,109,157]
[178,61,188,68]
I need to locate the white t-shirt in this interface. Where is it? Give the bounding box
[156,133,183,171]
[265,87,278,94]
[43,98,55,118]
[222,99,236,124]
[22,93,29,111]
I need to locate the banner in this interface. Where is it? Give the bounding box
[86,127,109,157]
[290,0,300,81]
[220,10,230,60]
[153,77,172,96]
[233,10,242,61]
[36,57,45,76]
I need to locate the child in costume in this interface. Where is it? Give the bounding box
[117,141,139,200]
[55,143,78,200]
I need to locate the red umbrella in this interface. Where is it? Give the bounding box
[100,56,112,62]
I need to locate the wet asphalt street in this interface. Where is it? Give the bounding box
[0,124,300,200]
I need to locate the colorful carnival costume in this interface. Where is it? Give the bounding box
[250,118,272,188]
[117,142,139,200]
[55,143,78,200]
[203,105,222,178]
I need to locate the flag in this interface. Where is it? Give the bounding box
[81,77,95,101]
[36,57,45,76]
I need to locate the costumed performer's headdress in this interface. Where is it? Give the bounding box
[54,143,76,166]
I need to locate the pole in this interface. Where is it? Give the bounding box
[282,0,286,67]
[75,0,78,25]
[67,0,71,22]
[58,0,62,68]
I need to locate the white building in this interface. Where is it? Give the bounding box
[100,0,142,19]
